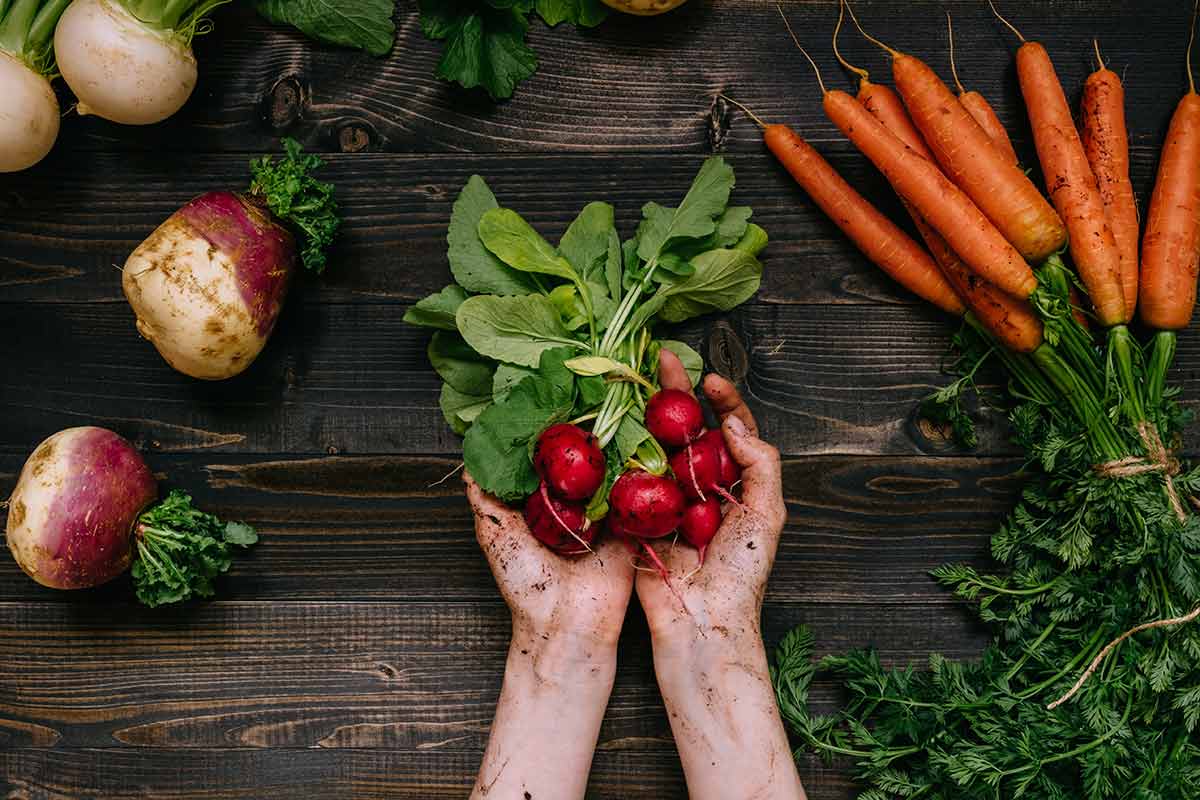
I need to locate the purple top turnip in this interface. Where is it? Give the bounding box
[122,139,339,380]
[0,0,74,172]
[5,426,257,605]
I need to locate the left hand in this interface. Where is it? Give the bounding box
[465,472,636,650]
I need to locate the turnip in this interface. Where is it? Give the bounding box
[533,424,605,501]
[5,427,256,606]
[53,0,229,125]
[0,0,72,172]
[645,388,704,448]
[122,139,340,380]
[679,496,722,567]
[524,483,595,555]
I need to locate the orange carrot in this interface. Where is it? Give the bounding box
[947,12,1020,165]
[1082,40,1139,317]
[994,17,1126,326]
[846,8,1065,263]
[1140,22,1200,330]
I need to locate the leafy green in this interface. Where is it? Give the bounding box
[440,383,491,434]
[463,348,577,500]
[479,208,579,280]
[656,248,763,323]
[248,138,341,274]
[493,363,536,402]
[448,176,540,296]
[254,0,395,55]
[428,331,495,395]
[403,285,469,331]
[456,294,578,367]
[131,491,258,608]
[559,202,617,284]
[635,158,736,264]
[418,0,608,100]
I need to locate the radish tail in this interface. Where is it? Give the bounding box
[542,483,593,553]
[686,443,707,502]
[639,540,689,612]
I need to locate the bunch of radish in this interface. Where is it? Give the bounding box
[523,389,740,584]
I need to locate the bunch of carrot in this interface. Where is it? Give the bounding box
[738,1,1200,461]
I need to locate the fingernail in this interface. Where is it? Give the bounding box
[725,415,746,437]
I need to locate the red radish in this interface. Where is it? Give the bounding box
[680,496,722,566]
[533,424,605,500]
[608,469,686,539]
[645,389,704,448]
[122,140,339,380]
[5,426,256,605]
[669,437,722,501]
[698,428,739,488]
[524,483,594,555]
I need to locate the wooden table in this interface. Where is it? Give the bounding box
[2,1,1196,797]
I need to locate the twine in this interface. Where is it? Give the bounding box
[1047,605,1200,710]
[1094,422,1186,522]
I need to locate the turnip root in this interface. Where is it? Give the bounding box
[645,388,704,448]
[53,0,226,125]
[0,0,72,172]
[524,483,595,555]
[533,424,605,501]
[122,139,340,380]
[5,426,257,605]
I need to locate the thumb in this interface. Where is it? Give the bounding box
[722,415,785,527]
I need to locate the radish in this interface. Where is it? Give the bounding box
[533,424,605,501]
[524,483,595,555]
[5,426,256,605]
[53,0,229,125]
[608,469,686,539]
[698,428,739,488]
[679,496,722,566]
[645,388,704,448]
[0,0,72,172]
[122,139,340,380]
[669,436,722,501]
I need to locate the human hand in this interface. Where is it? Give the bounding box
[636,349,788,649]
[465,472,636,651]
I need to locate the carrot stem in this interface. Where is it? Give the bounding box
[1107,324,1146,424]
[1031,344,1124,460]
[1146,331,1177,410]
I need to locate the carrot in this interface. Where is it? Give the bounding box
[1082,40,1139,317]
[947,12,1019,165]
[1140,19,1200,332]
[845,5,1065,264]
[832,20,1041,352]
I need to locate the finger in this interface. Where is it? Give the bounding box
[721,415,785,527]
[657,348,694,395]
[702,373,758,437]
[463,471,526,549]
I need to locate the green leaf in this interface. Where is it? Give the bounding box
[655,340,703,386]
[559,202,617,284]
[448,176,540,295]
[635,157,736,264]
[421,3,538,101]
[131,491,257,608]
[248,138,340,274]
[534,0,609,26]
[479,207,578,280]
[493,363,536,402]
[255,0,396,55]
[403,285,469,331]
[605,227,623,303]
[733,222,769,257]
[441,383,492,434]
[564,356,626,376]
[463,348,577,501]
[456,294,580,367]
[428,331,496,396]
[657,247,763,323]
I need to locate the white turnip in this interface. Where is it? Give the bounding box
[5,426,256,605]
[53,0,226,124]
[533,424,605,501]
[122,139,340,380]
[0,0,72,171]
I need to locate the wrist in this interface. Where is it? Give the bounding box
[510,620,619,678]
[651,618,767,682]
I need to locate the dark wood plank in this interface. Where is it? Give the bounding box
[0,746,865,800]
[39,1,1191,158]
[0,600,987,755]
[0,144,1179,307]
[0,453,1020,602]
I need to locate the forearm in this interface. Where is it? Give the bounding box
[472,625,618,800]
[653,625,806,800]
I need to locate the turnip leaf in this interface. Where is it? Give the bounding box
[448,176,540,296]
[478,207,578,281]
[404,285,470,331]
[428,331,496,396]
[456,294,582,368]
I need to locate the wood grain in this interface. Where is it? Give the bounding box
[36,1,1192,158]
[0,453,1019,602]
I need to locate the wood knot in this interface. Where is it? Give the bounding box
[337,122,376,153]
[706,320,748,382]
[262,75,306,130]
[707,94,731,153]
